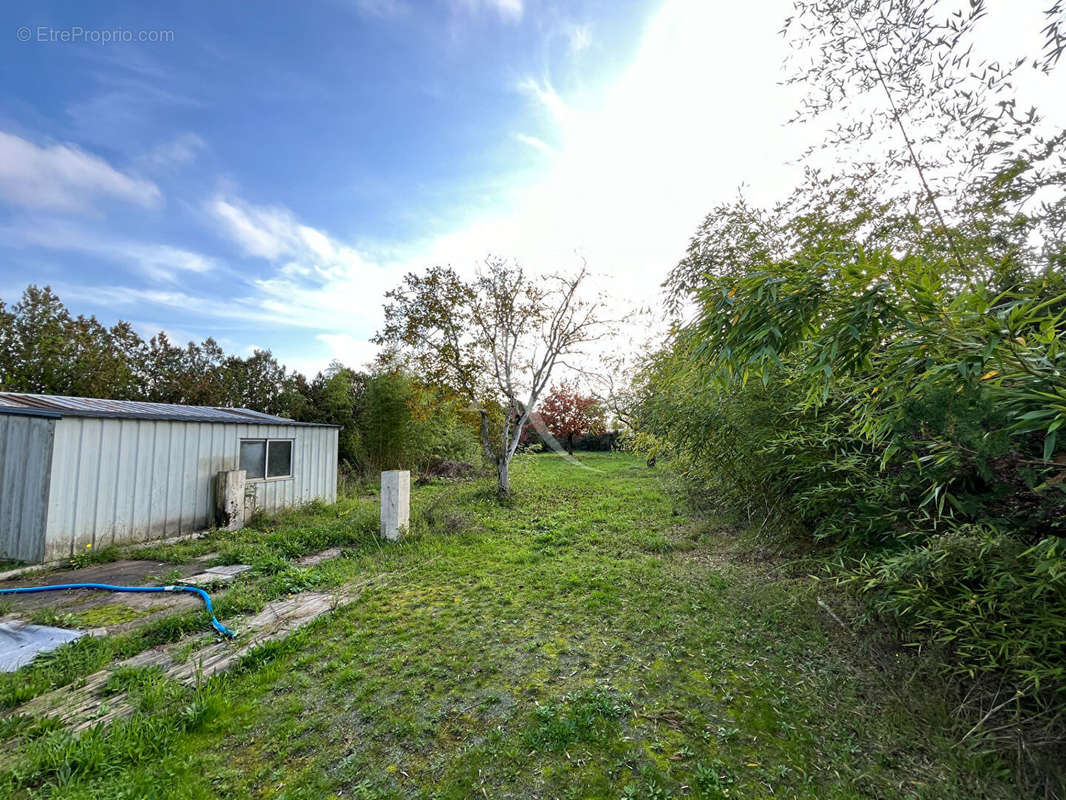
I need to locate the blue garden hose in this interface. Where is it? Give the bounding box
[0,582,237,638]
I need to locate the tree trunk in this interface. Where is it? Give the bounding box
[496,458,510,498]
[566,432,574,456]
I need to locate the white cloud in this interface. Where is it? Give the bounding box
[352,0,408,16]
[451,0,522,22]
[207,193,397,363]
[54,282,341,332]
[514,133,554,155]
[0,131,161,212]
[208,194,377,276]
[209,196,301,260]
[489,0,522,20]
[111,243,213,283]
[565,23,591,55]
[517,78,574,127]
[58,284,211,313]
[315,333,380,371]
[137,132,206,171]
[4,220,214,283]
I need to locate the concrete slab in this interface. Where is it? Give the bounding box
[296,547,342,567]
[176,572,231,587]
[0,622,84,672]
[0,559,209,629]
[204,564,252,577]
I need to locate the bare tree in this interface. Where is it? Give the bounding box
[374,257,609,498]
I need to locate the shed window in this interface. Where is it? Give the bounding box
[239,440,265,479]
[239,439,293,480]
[267,440,292,478]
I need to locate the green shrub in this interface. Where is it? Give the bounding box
[844,528,1066,694]
[355,371,481,476]
[634,184,1066,707]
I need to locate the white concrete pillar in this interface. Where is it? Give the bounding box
[380,470,410,541]
[214,469,246,531]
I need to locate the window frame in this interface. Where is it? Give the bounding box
[238,437,295,482]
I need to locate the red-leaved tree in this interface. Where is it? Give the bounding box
[532,382,605,455]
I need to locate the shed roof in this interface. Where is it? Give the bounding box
[0,393,335,427]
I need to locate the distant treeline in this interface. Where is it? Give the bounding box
[0,285,481,476]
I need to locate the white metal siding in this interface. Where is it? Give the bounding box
[42,419,337,561]
[0,414,56,562]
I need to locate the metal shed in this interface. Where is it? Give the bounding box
[0,393,338,563]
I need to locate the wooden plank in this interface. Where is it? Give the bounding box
[12,563,430,732]
[20,590,342,730]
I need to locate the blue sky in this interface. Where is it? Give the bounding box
[0,0,927,375]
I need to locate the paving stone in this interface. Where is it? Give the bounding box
[176,572,233,587]
[204,564,252,577]
[296,548,342,567]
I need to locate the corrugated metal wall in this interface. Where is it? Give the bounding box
[0,414,56,562]
[43,419,337,561]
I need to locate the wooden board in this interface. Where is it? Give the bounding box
[21,591,339,730]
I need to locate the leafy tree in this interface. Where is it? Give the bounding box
[782,0,1066,285]
[0,286,138,398]
[298,363,479,476]
[360,371,416,471]
[0,285,76,393]
[303,362,367,466]
[140,334,213,404]
[375,257,609,498]
[221,349,295,414]
[532,382,605,455]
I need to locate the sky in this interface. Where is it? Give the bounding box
[0,1,1057,378]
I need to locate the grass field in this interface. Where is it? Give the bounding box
[1,453,1016,799]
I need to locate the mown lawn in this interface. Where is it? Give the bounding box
[2,453,1015,799]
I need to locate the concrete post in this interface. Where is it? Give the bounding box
[214,469,246,531]
[380,470,410,541]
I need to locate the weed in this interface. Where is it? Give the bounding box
[693,759,738,798]
[68,544,119,569]
[525,687,634,751]
[70,603,146,628]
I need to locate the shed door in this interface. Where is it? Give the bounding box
[0,415,55,562]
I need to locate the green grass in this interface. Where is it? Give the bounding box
[0,454,1019,798]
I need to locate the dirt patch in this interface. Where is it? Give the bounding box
[418,459,475,483]
[672,548,730,568]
